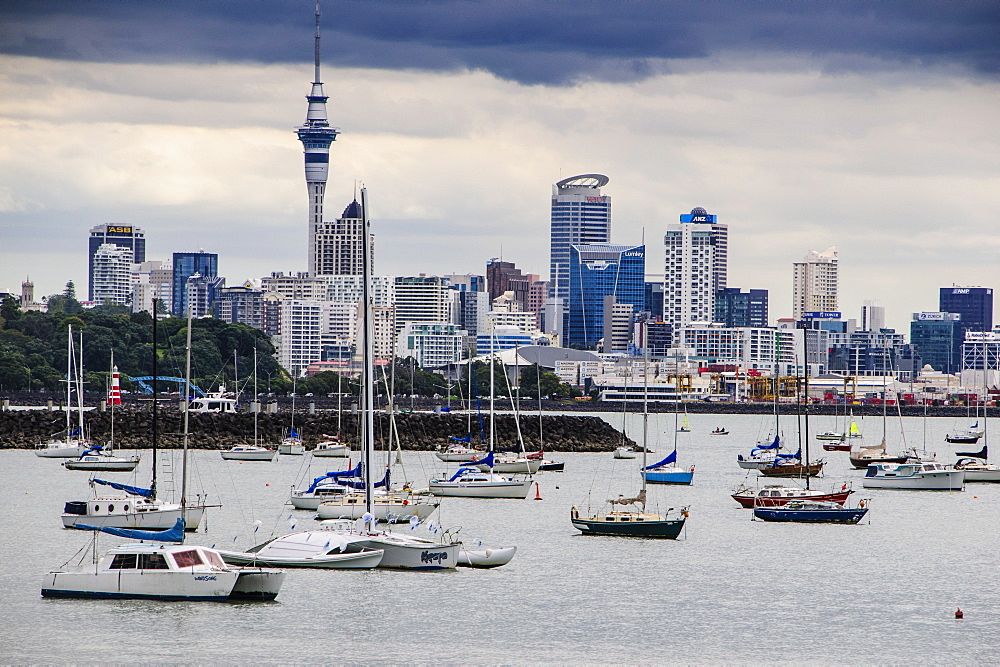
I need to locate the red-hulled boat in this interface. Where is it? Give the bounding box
[823,442,852,452]
[732,483,853,508]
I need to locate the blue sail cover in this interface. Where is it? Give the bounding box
[467,451,494,468]
[93,478,154,498]
[77,518,185,542]
[449,433,472,443]
[448,467,478,482]
[776,448,802,460]
[338,468,390,490]
[305,463,363,493]
[644,449,677,470]
[759,435,781,449]
[79,446,104,458]
[290,429,299,438]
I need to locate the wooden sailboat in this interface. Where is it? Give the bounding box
[571,355,689,538]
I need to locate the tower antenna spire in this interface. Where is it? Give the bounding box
[314,1,322,84]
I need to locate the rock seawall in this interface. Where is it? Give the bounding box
[0,410,633,453]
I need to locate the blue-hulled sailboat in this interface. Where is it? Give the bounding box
[643,391,694,484]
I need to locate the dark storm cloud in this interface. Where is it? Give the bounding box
[3,1,998,83]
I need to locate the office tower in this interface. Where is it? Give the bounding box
[526,279,548,329]
[565,243,644,348]
[715,288,769,328]
[298,3,340,277]
[314,200,365,276]
[393,276,454,335]
[861,299,885,332]
[396,323,467,369]
[792,246,838,320]
[185,274,225,318]
[172,251,218,316]
[910,312,963,374]
[939,286,993,333]
[644,282,664,320]
[486,259,530,307]
[91,243,134,306]
[602,298,635,352]
[88,223,145,301]
[549,174,611,301]
[663,207,728,336]
[278,300,327,376]
[216,284,266,330]
[447,275,487,352]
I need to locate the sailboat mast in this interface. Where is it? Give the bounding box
[109,349,115,451]
[803,365,811,491]
[181,308,193,513]
[77,328,85,439]
[642,352,650,494]
[360,187,375,517]
[253,348,259,446]
[150,299,159,500]
[64,324,72,440]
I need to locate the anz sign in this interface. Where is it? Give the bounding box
[680,214,716,223]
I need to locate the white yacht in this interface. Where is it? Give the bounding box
[862,461,965,490]
[62,480,207,531]
[187,388,238,414]
[313,438,350,457]
[435,444,482,462]
[63,447,141,472]
[477,452,541,474]
[221,444,276,461]
[428,468,532,498]
[316,490,439,522]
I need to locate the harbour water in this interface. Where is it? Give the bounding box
[3,411,999,663]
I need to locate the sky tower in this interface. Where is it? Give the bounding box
[297,1,340,277]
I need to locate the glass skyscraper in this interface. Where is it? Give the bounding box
[172,251,218,317]
[549,174,611,301]
[566,243,644,349]
[939,286,993,333]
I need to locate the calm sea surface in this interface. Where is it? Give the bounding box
[2,411,999,663]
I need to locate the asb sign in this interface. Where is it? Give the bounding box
[105,226,133,235]
[680,213,717,223]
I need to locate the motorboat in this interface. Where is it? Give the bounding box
[187,388,238,414]
[63,447,141,472]
[954,457,1000,482]
[435,444,482,462]
[40,519,285,601]
[217,529,384,569]
[861,461,965,490]
[731,483,853,508]
[823,441,853,452]
[816,431,845,441]
[221,444,276,461]
[642,450,694,485]
[752,499,869,524]
[710,428,729,436]
[457,545,518,568]
[614,447,638,459]
[428,468,533,498]
[313,438,350,457]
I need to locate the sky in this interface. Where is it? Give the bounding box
[2,0,999,332]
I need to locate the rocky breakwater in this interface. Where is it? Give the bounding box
[0,409,633,453]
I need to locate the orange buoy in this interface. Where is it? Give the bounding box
[534,482,543,500]
[955,608,964,619]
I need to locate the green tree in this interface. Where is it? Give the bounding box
[0,354,30,390]
[517,364,563,399]
[0,294,20,323]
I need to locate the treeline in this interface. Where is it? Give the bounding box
[0,294,581,400]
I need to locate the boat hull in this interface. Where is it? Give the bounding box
[435,450,481,462]
[63,458,141,472]
[35,444,91,458]
[428,480,532,498]
[822,443,852,451]
[218,549,383,570]
[571,517,686,539]
[313,446,350,457]
[355,535,460,570]
[277,444,305,455]
[315,498,438,521]
[642,469,694,485]
[849,455,909,469]
[41,569,239,601]
[62,504,206,531]
[759,462,824,477]
[478,459,541,474]
[861,469,965,490]
[457,546,517,568]
[732,490,852,509]
[228,570,287,601]
[538,461,565,472]
[221,450,276,461]
[945,435,981,444]
[752,507,868,523]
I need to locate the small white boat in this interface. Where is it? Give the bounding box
[35,439,92,458]
[476,452,541,474]
[861,461,965,490]
[457,545,517,568]
[217,529,384,569]
[613,447,637,459]
[428,468,532,498]
[63,448,141,472]
[954,457,1000,482]
[41,520,285,601]
[816,431,845,441]
[221,445,276,461]
[62,493,206,531]
[435,444,482,462]
[313,438,350,457]
[277,438,306,456]
[290,479,351,510]
[187,388,238,414]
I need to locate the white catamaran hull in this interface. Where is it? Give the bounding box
[355,534,460,570]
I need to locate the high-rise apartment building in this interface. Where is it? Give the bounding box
[393,276,454,336]
[215,284,266,330]
[565,243,644,349]
[663,207,728,337]
[549,174,611,301]
[298,4,340,277]
[860,299,886,332]
[88,224,145,301]
[185,274,225,318]
[172,251,218,317]
[131,261,172,314]
[91,243,134,306]
[792,246,838,320]
[313,200,365,276]
[939,286,993,333]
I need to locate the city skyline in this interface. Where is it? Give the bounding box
[2,1,998,333]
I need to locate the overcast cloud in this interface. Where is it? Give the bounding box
[1,1,999,331]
